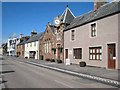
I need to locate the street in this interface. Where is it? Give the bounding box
[1,56,117,88]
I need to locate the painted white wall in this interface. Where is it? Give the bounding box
[7,37,19,56]
[24,41,39,59]
[0,47,3,55]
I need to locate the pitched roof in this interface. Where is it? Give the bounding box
[17,39,27,45]
[26,32,44,43]
[62,6,75,24]
[17,36,30,45]
[65,1,120,31]
[50,25,54,33]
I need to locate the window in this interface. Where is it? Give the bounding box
[34,42,36,46]
[30,42,32,47]
[44,39,51,53]
[73,48,82,59]
[71,30,75,40]
[49,41,51,53]
[44,41,47,53]
[91,23,96,37]
[89,47,102,60]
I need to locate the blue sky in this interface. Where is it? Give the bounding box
[2,2,93,43]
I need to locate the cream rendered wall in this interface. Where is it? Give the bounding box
[24,41,39,59]
[64,14,119,69]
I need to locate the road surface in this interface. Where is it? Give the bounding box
[1,56,117,88]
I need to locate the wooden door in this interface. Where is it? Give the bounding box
[108,44,116,69]
[57,44,60,59]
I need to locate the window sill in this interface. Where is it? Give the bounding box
[89,59,102,61]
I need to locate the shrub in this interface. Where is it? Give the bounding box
[57,59,62,63]
[50,59,55,62]
[40,55,43,60]
[45,58,50,61]
[79,61,86,67]
[25,57,28,59]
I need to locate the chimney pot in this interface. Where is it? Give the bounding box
[94,0,107,11]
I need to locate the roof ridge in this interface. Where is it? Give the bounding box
[65,1,120,31]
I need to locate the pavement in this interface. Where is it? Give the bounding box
[2,56,120,88]
[1,56,117,88]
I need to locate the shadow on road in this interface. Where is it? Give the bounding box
[0,80,7,84]
[0,70,15,74]
[0,64,14,66]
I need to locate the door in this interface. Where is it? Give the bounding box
[65,49,68,59]
[57,44,60,59]
[108,44,116,69]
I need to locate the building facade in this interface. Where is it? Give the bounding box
[40,23,56,60]
[64,2,120,69]
[24,31,43,59]
[40,6,75,61]
[16,36,30,57]
[7,37,20,56]
[54,6,75,61]
[0,47,3,55]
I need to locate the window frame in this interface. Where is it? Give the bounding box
[73,48,82,59]
[89,47,102,61]
[91,23,97,37]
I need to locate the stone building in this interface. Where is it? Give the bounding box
[40,6,75,61]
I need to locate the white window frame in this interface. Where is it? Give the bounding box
[89,22,97,38]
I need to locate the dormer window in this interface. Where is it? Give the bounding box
[91,23,96,37]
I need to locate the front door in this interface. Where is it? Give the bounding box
[108,44,116,69]
[57,44,60,59]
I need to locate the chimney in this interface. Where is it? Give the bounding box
[94,0,107,11]
[25,36,30,41]
[31,30,37,36]
[48,22,51,26]
[20,33,23,38]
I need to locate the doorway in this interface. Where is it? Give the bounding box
[65,49,68,59]
[108,44,116,69]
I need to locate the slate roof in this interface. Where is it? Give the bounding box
[65,1,120,31]
[17,39,27,45]
[26,32,44,43]
[62,7,75,24]
[50,25,54,33]
[17,36,30,45]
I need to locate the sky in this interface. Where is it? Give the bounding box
[2,2,94,44]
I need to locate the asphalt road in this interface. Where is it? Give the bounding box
[1,56,117,88]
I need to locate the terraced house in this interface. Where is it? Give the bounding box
[64,1,120,69]
[7,37,20,56]
[40,6,75,61]
[16,34,30,57]
[24,31,43,59]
